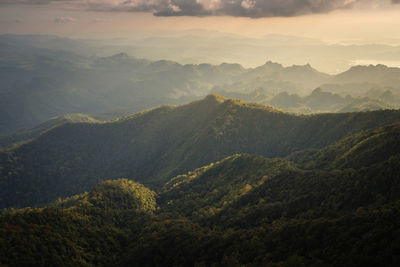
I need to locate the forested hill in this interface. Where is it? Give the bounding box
[2,121,400,266]
[1,94,400,208]
[161,123,400,228]
[0,113,100,149]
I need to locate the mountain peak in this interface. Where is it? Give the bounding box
[263,61,283,68]
[348,64,389,71]
[288,63,318,72]
[203,94,227,103]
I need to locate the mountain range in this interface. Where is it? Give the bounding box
[215,87,397,114]
[2,33,400,266]
[2,94,400,209]
[1,95,400,266]
[2,34,400,136]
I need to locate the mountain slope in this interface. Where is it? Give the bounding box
[330,64,400,87]
[0,39,245,135]
[160,138,400,229]
[2,122,400,266]
[0,178,156,267]
[1,95,400,208]
[290,122,400,170]
[0,113,101,149]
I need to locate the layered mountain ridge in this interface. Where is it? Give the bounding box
[2,111,400,266]
[2,33,400,135]
[1,95,400,209]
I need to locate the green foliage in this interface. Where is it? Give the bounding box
[2,121,400,266]
[159,150,400,229]
[290,123,400,170]
[2,96,400,266]
[160,154,292,220]
[0,113,101,149]
[87,179,156,212]
[2,95,400,209]
[0,206,127,267]
[0,179,156,266]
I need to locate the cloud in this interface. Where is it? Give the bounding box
[85,0,399,17]
[1,0,399,17]
[82,0,362,17]
[161,0,365,17]
[84,0,204,16]
[55,17,76,23]
[0,0,71,4]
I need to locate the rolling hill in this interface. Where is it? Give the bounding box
[1,119,400,266]
[0,114,101,149]
[1,95,400,209]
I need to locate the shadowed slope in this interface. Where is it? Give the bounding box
[1,95,400,208]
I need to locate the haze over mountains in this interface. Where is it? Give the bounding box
[5,31,400,73]
[1,34,400,136]
[216,87,398,114]
[1,31,400,267]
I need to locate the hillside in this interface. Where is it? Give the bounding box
[0,37,245,135]
[0,113,101,149]
[161,148,400,229]
[2,122,400,266]
[2,95,400,208]
[290,122,400,170]
[0,179,156,266]
[3,34,400,136]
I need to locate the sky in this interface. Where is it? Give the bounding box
[0,0,400,44]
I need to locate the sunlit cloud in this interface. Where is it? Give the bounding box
[0,0,397,17]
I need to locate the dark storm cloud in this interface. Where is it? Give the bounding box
[0,0,398,17]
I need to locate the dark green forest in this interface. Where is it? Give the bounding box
[2,95,400,208]
[1,113,400,266]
